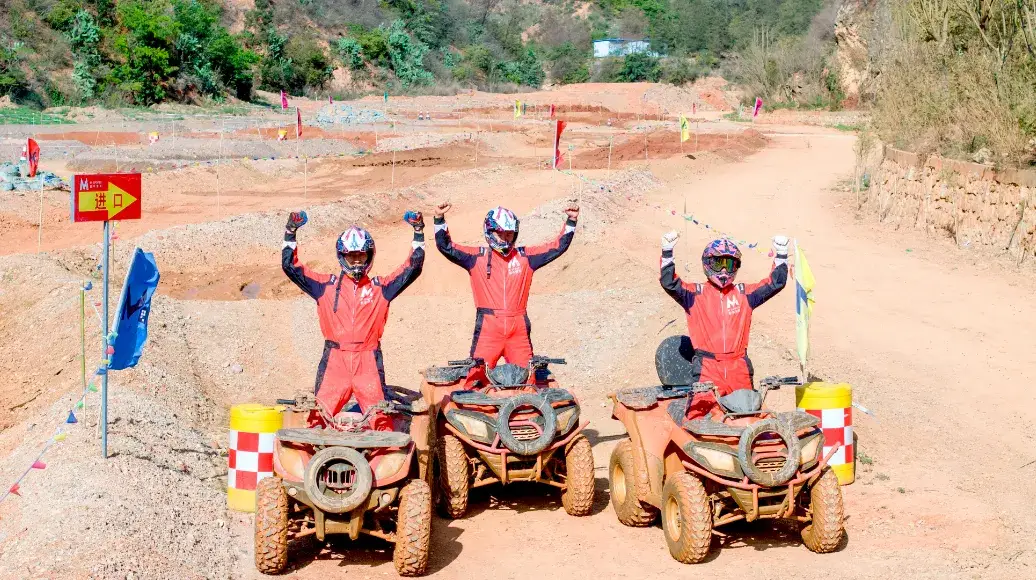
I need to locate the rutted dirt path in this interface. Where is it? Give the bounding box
[2,84,1034,579]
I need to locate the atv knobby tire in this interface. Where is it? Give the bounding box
[254,477,289,575]
[661,471,712,564]
[801,468,845,553]
[436,433,469,519]
[561,435,595,516]
[394,479,432,577]
[609,439,658,526]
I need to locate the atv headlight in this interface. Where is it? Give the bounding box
[799,430,824,468]
[447,410,495,443]
[555,405,579,434]
[683,442,743,480]
[373,449,410,480]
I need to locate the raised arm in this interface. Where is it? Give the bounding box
[378,213,427,301]
[526,203,579,270]
[281,211,325,299]
[744,235,789,309]
[432,202,479,270]
[659,231,696,309]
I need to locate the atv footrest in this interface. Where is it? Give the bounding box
[277,428,411,448]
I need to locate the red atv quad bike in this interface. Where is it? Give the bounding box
[419,355,595,519]
[607,336,845,563]
[254,387,433,577]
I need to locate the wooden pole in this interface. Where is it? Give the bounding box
[216,119,224,218]
[607,136,613,177]
[36,178,43,254]
[391,149,396,184]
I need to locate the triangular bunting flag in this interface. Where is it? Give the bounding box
[75,401,84,410]
[88,383,98,393]
[31,460,46,470]
[54,433,67,442]
[9,483,20,496]
[66,411,78,424]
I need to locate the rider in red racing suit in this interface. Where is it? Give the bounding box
[282,212,424,430]
[660,232,789,418]
[433,201,579,368]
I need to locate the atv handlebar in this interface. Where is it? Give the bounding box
[758,375,801,389]
[275,398,297,406]
[530,355,566,367]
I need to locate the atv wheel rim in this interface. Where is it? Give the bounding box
[664,496,682,542]
[611,463,627,505]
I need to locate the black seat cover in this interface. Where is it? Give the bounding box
[655,335,696,386]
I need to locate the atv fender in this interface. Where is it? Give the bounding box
[613,400,666,508]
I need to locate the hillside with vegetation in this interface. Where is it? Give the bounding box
[1,0,830,107]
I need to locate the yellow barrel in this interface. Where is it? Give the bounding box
[227,404,284,512]
[795,382,854,485]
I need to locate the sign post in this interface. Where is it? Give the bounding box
[71,173,142,458]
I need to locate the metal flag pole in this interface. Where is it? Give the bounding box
[101,220,110,458]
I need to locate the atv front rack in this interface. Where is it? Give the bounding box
[277,428,412,449]
[451,387,574,407]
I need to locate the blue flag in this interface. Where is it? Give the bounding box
[109,248,160,370]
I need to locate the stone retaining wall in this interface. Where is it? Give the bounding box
[862,146,1036,260]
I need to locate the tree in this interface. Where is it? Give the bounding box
[619,52,661,81]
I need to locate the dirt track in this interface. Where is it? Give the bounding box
[1,82,1035,579]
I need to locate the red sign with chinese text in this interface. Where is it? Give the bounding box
[71,173,142,222]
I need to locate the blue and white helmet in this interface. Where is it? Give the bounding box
[483,206,519,254]
[336,226,376,280]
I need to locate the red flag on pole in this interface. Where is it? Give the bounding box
[752,97,763,118]
[329,95,333,105]
[280,90,288,110]
[552,120,567,170]
[27,138,40,178]
[549,104,556,119]
[8,483,20,496]
[692,102,697,115]
[296,107,302,139]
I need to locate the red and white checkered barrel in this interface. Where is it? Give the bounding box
[796,382,854,485]
[227,404,283,512]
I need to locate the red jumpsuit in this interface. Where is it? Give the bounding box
[660,249,787,418]
[282,230,424,430]
[434,216,576,367]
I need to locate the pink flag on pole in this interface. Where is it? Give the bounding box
[280,90,288,110]
[549,104,556,119]
[329,95,333,105]
[31,460,46,470]
[296,107,302,139]
[26,138,40,178]
[552,120,567,169]
[753,97,763,118]
[9,483,20,496]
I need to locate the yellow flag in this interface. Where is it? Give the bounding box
[795,242,816,369]
[680,115,689,142]
[514,100,522,119]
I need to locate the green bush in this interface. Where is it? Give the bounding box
[546,42,590,85]
[618,52,660,82]
[335,38,365,69]
[661,57,704,85]
[386,20,432,87]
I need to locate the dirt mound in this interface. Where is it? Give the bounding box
[0,95,15,109]
[572,128,767,169]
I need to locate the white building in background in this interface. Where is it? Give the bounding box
[592,38,659,58]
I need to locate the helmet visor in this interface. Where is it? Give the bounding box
[340,250,369,267]
[489,229,516,246]
[707,256,740,273]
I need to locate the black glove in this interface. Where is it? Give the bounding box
[286,211,308,233]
